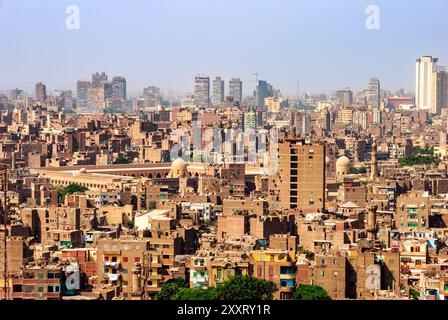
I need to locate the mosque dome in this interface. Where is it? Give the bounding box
[336,156,351,179]
[336,156,350,169]
[170,158,188,178]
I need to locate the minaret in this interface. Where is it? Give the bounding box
[370,139,378,181]
[367,204,378,240]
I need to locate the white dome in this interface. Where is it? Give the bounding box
[336,156,351,168]
[170,158,188,178]
[336,156,351,180]
[171,158,187,170]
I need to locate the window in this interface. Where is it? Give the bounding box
[12,285,22,293]
[280,279,295,288]
[48,286,54,293]
[196,259,205,267]
[135,257,141,263]
[257,266,262,277]
[320,271,325,277]
[122,257,128,263]
[280,266,295,274]
[268,266,274,276]
[38,287,44,293]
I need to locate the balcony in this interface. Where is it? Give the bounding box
[280,273,296,280]
[193,277,207,284]
[103,249,121,255]
[150,262,162,268]
[104,261,121,268]
[150,274,163,280]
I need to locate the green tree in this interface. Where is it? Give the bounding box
[148,201,157,210]
[113,156,132,165]
[399,146,440,167]
[127,220,134,229]
[172,287,218,300]
[409,287,420,300]
[298,248,315,261]
[293,284,331,300]
[214,275,277,300]
[58,183,88,203]
[349,166,367,174]
[156,278,188,300]
[162,275,277,301]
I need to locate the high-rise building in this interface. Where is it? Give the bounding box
[142,86,161,109]
[368,78,381,108]
[76,77,112,115]
[194,75,210,107]
[335,88,353,107]
[92,72,108,87]
[301,113,311,136]
[88,81,111,114]
[271,139,325,212]
[229,78,243,104]
[62,90,73,111]
[243,110,262,132]
[432,67,448,115]
[10,88,24,100]
[255,80,274,106]
[35,82,47,102]
[77,80,91,113]
[111,76,127,101]
[415,56,438,112]
[212,77,224,106]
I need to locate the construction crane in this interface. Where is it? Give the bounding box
[253,72,266,83]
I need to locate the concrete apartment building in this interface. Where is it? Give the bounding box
[272,139,326,213]
[396,191,430,230]
[10,266,63,300]
[250,250,297,300]
[96,238,151,298]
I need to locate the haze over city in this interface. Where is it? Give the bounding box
[1,0,448,96]
[3,0,448,308]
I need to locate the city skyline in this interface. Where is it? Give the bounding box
[1,0,447,95]
[3,0,448,304]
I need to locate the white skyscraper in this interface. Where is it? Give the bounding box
[415,56,438,112]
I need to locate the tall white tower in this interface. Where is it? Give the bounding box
[415,56,438,112]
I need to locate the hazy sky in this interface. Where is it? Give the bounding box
[1,0,447,97]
